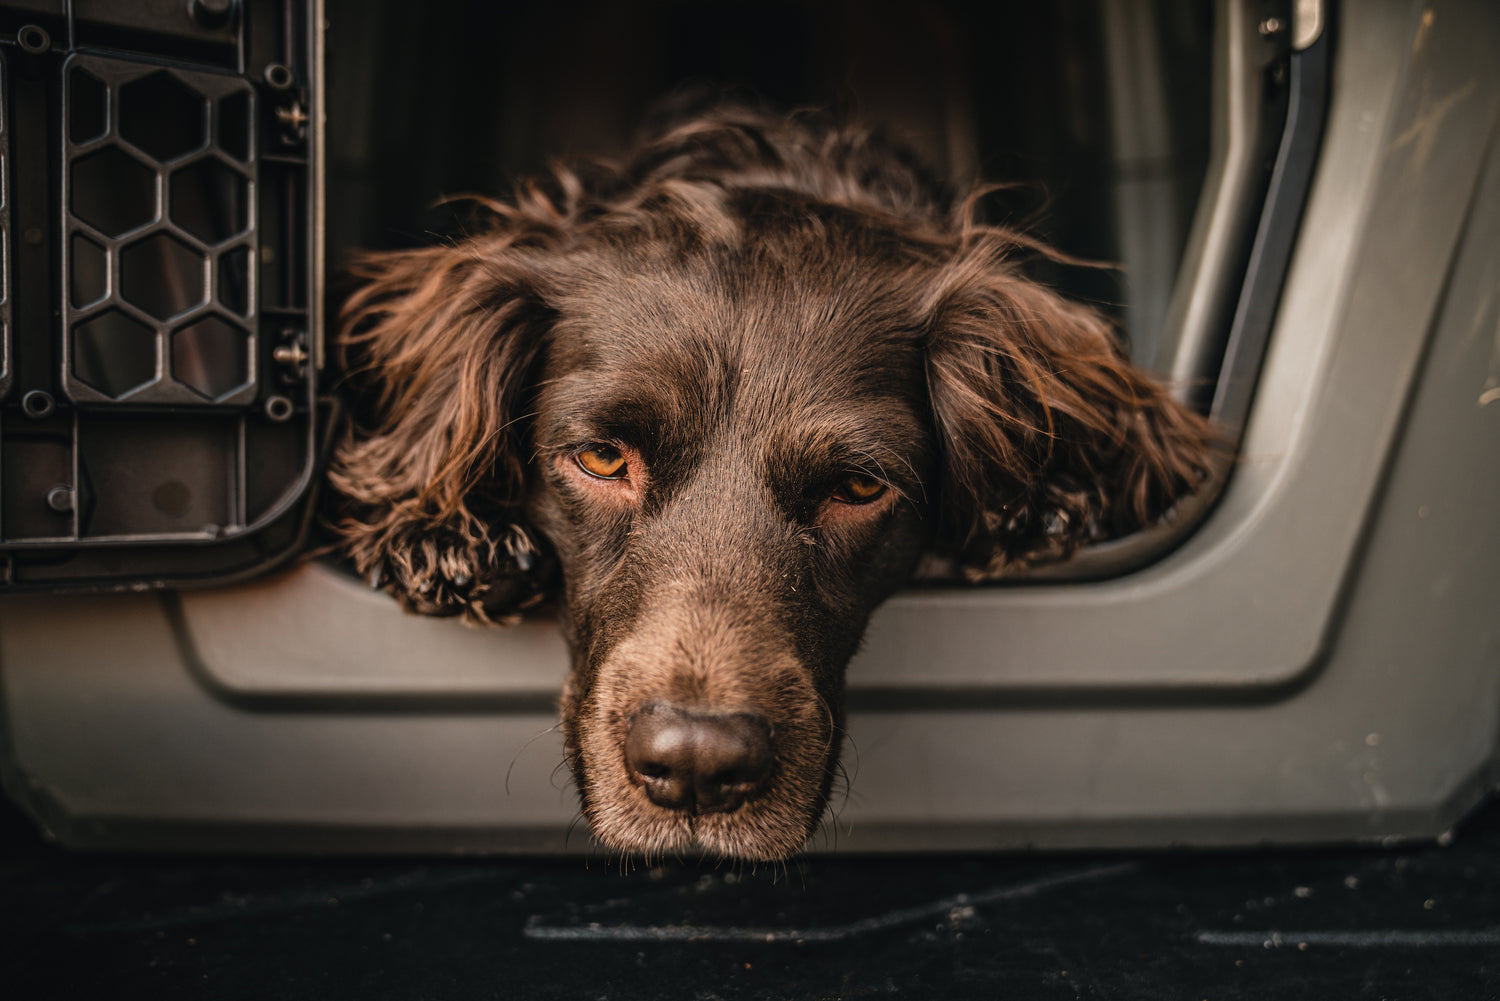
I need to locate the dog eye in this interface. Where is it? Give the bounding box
[832,473,887,504]
[576,445,627,479]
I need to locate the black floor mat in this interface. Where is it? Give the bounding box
[3,796,1497,1000]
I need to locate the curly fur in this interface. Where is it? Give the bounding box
[329,109,1217,860]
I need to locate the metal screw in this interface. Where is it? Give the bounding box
[1259,16,1285,36]
[272,342,309,367]
[273,329,310,382]
[275,100,309,143]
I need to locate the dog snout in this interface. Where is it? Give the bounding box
[625,704,774,814]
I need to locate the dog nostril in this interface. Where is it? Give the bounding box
[625,705,773,814]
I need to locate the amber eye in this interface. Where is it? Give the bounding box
[832,473,887,504]
[575,445,627,479]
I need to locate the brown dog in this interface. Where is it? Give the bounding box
[329,111,1214,861]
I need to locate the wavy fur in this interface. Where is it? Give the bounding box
[328,109,1217,859]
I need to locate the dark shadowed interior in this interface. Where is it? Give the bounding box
[324,0,1213,365]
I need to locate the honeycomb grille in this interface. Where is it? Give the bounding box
[61,55,257,406]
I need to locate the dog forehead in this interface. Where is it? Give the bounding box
[547,253,925,408]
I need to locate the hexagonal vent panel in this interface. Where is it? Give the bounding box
[171,158,249,245]
[218,91,251,162]
[219,246,250,316]
[121,233,205,320]
[72,310,159,398]
[69,67,108,145]
[70,234,109,309]
[119,72,205,162]
[173,316,250,399]
[72,147,157,236]
[62,55,262,408]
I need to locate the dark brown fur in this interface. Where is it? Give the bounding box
[329,110,1216,861]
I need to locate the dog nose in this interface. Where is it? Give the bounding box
[625,705,773,814]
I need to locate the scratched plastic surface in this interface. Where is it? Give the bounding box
[3,795,1496,1000]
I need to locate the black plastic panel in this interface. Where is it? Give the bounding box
[0,1,321,591]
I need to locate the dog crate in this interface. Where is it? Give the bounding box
[2,0,1498,853]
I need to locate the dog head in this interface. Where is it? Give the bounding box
[330,113,1215,861]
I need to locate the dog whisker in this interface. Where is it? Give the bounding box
[549,758,581,801]
[505,721,563,797]
[563,813,587,852]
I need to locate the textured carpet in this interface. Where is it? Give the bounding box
[3,796,1497,1000]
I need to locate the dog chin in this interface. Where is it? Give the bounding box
[578,768,830,863]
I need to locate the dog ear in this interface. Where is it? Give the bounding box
[923,234,1218,579]
[328,233,557,622]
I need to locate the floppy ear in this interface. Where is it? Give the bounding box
[923,235,1218,580]
[328,234,557,622]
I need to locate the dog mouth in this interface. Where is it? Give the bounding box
[586,763,835,864]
